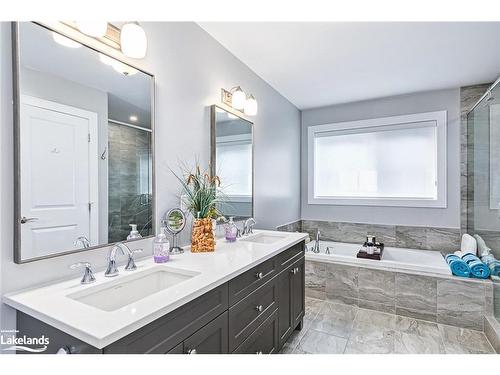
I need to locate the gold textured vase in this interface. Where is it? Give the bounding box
[191,218,216,252]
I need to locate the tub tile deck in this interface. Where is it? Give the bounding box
[279,297,496,354]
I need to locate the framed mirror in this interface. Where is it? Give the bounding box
[210,104,253,220]
[13,22,155,263]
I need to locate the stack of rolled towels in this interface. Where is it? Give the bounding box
[445,234,500,278]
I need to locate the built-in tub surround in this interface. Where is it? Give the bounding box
[278,219,461,253]
[3,230,307,349]
[304,240,493,332]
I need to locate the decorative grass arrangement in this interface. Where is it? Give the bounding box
[171,163,225,252]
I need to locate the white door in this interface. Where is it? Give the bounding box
[20,96,98,259]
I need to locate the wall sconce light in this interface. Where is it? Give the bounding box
[76,21,109,38]
[120,22,148,59]
[221,86,258,116]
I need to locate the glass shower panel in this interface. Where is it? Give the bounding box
[467,82,500,322]
[108,122,153,243]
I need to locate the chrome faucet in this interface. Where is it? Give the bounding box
[312,230,321,253]
[242,218,256,236]
[74,235,90,249]
[105,243,142,277]
[69,262,96,284]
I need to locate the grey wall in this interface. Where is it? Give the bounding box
[0,22,301,331]
[301,88,461,228]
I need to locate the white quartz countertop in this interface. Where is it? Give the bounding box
[3,230,307,349]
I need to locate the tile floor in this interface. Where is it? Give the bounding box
[280,297,496,354]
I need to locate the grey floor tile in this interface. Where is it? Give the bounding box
[394,331,445,354]
[345,326,396,354]
[305,297,325,320]
[353,308,397,330]
[439,324,495,354]
[309,302,357,338]
[296,329,348,354]
[395,316,441,339]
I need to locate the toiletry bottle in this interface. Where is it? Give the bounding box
[225,217,238,242]
[153,227,170,263]
[127,224,143,240]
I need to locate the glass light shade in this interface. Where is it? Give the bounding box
[231,87,246,110]
[52,32,81,48]
[120,22,147,58]
[76,21,108,38]
[244,95,258,116]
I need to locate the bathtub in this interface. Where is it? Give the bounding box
[306,240,451,276]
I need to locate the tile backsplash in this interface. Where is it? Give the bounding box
[277,219,462,253]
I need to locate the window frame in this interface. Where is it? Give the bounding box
[307,110,447,208]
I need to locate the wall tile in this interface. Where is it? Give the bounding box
[426,228,461,253]
[395,226,427,249]
[437,279,485,331]
[305,261,326,299]
[358,267,395,311]
[395,273,437,322]
[325,263,358,305]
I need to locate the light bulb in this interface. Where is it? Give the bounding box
[52,32,81,48]
[120,22,147,58]
[129,115,138,122]
[76,21,108,38]
[231,86,246,110]
[244,95,258,116]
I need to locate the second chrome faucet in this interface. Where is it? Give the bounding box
[105,242,143,277]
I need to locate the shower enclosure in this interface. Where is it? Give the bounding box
[467,77,500,323]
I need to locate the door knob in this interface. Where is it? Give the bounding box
[186,348,197,354]
[255,272,263,279]
[20,216,39,224]
[255,305,263,312]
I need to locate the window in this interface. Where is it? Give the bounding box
[216,134,252,201]
[308,111,447,207]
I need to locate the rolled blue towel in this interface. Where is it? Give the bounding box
[481,254,500,277]
[445,254,471,278]
[463,253,491,279]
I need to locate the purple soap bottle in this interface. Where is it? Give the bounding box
[225,217,238,242]
[153,227,170,263]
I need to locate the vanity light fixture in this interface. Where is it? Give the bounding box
[221,86,258,116]
[120,22,148,58]
[244,94,258,116]
[52,32,81,48]
[76,21,108,38]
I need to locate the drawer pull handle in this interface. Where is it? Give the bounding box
[290,268,297,274]
[187,348,197,354]
[255,305,263,312]
[256,350,263,354]
[255,272,264,279]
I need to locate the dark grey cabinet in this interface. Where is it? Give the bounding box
[277,256,305,347]
[183,312,228,354]
[16,240,305,355]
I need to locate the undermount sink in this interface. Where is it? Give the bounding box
[68,266,199,312]
[240,232,288,244]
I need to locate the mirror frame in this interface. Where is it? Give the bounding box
[12,22,156,263]
[210,103,254,220]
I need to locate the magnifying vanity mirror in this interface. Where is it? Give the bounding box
[13,22,155,263]
[162,208,186,254]
[210,105,254,220]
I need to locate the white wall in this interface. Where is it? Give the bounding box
[301,88,461,228]
[0,22,301,331]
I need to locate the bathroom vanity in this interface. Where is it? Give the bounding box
[5,231,307,354]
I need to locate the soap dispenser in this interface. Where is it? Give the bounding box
[127,224,143,240]
[225,217,238,242]
[153,227,170,263]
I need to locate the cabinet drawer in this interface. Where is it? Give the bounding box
[233,309,279,354]
[277,241,304,272]
[228,277,278,351]
[104,283,228,354]
[183,312,228,354]
[228,257,277,305]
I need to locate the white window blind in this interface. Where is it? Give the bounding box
[308,111,447,207]
[216,136,252,198]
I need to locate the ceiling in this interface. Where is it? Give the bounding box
[198,22,500,109]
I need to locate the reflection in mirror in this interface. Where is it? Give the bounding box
[14,22,154,262]
[211,105,253,220]
[162,208,186,254]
